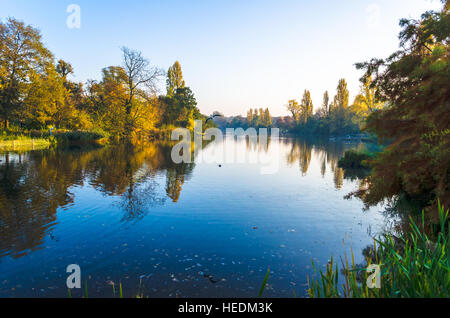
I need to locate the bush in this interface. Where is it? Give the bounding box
[54,131,105,142]
[338,150,373,169]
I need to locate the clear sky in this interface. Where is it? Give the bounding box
[0,0,443,116]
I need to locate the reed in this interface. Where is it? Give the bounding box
[308,202,450,298]
[259,268,271,298]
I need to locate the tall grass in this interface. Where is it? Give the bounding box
[308,202,450,298]
[259,268,271,298]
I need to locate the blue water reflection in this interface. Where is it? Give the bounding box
[0,137,384,297]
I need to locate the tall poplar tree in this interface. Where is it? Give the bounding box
[166,61,185,97]
[300,90,314,124]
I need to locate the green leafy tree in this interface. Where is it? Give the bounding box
[351,1,450,212]
[161,86,199,129]
[174,87,198,129]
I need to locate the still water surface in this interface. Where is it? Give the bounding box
[0,137,385,297]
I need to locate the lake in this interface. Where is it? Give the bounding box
[0,136,385,298]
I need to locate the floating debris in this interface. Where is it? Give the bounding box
[203,274,218,284]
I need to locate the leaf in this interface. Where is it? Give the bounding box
[258,267,270,298]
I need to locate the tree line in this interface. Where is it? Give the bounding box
[215,78,383,135]
[221,0,449,214]
[0,18,210,140]
[245,108,272,128]
[282,76,384,136]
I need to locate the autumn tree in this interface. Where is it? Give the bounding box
[121,47,164,136]
[56,60,74,79]
[53,60,91,129]
[258,108,264,126]
[351,0,450,213]
[247,109,254,125]
[0,18,211,139]
[335,79,349,109]
[0,18,53,128]
[287,99,301,122]
[351,76,384,117]
[264,108,272,127]
[85,66,128,136]
[253,109,259,125]
[166,61,185,97]
[317,91,330,119]
[299,90,314,124]
[329,79,353,134]
[22,64,70,128]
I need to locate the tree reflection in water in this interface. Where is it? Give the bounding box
[284,137,370,190]
[0,142,198,259]
[0,137,372,261]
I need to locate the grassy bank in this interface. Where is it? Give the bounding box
[0,138,51,152]
[307,203,450,298]
[0,129,110,152]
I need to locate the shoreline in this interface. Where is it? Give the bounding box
[0,138,51,152]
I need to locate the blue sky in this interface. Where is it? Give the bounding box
[0,0,443,116]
